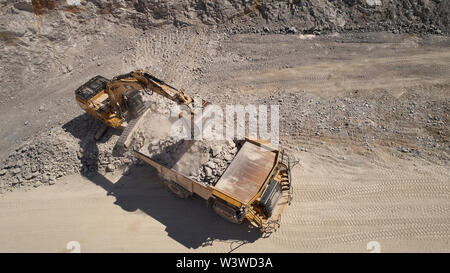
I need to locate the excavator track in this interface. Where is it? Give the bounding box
[113,104,151,156]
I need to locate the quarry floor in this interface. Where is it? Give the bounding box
[0,31,449,252]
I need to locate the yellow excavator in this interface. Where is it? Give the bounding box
[74,70,194,140]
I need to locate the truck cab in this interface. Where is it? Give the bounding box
[208,139,292,232]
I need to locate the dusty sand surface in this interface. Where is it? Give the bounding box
[0,150,448,252]
[1,32,449,252]
[0,4,449,253]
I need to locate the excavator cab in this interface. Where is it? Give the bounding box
[123,90,146,118]
[75,75,110,107]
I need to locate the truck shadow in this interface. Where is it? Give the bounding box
[88,164,262,250]
[63,114,261,250]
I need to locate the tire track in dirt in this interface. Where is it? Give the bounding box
[283,212,450,227]
[161,34,201,83]
[297,182,449,202]
[134,28,213,90]
[230,48,450,97]
[274,224,450,250]
[295,177,449,188]
[259,162,450,251]
[290,204,450,219]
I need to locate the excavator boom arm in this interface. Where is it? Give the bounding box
[131,71,193,106]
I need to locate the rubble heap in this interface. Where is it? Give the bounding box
[142,135,238,185]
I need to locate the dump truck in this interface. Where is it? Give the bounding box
[134,137,293,233]
[75,70,292,232]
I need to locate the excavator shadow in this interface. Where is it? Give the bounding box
[62,113,261,250]
[62,113,122,144]
[63,113,122,174]
[87,164,262,250]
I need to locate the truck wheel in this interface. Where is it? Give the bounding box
[164,180,190,199]
[212,201,242,224]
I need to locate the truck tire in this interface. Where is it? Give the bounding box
[212,201,243,224]
[164,180,190,199]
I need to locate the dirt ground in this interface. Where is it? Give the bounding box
[0,155,448,252]
[0,30,449,252]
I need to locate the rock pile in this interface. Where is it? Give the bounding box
[0,115,137,192]
[142,135,238,185]
[0,127,79,191]
[131,92,240,185]
[196,139,238,185]
[256,85,450,162]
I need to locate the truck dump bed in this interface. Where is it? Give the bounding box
[214,142,277,204]
[129,107,291,232]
